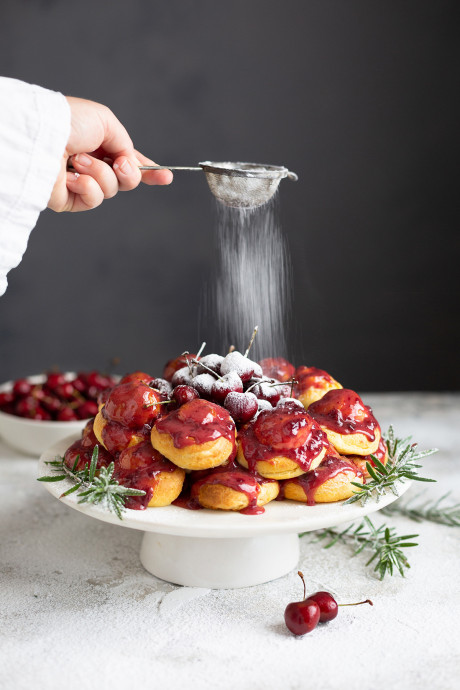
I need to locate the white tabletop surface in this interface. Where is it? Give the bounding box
[1,393,459,690]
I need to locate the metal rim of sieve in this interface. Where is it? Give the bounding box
[198,161,298,181]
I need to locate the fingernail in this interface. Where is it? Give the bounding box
[114,159,132,175]
[74,153,92,167]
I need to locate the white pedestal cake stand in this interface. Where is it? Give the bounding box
[38,436,410,589]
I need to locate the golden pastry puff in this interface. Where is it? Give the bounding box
[282,455,364,504]
[346,436,388,477]
[151,398,236,471]
[237,400,328,480]
[308,388,381,456]
[191,461,279,513]
[294,366,342,409]
[116,441,185,508]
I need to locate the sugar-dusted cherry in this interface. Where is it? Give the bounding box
[284,571,320,636]
[220,351,258,383]
[149,377,172,399]
[224,391,258,424]
[211,372,243,404]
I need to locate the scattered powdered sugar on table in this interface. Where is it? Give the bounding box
[201,198,292,360]
[1,394,459,690]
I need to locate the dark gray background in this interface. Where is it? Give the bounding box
[0,0,458,391]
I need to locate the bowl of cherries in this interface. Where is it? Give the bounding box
[0,371,118,456]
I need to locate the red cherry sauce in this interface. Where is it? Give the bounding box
[101,418,150,456]
[155,398,236,455]
[190,460,274,515]
[239,406,328,473]
[116,441,178,510]
[308,389,379,441]
[64,439,113,472]
[281,455,363,506]
[294,366,337,396]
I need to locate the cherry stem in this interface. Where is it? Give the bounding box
[181,351,194,376]
[244,326,259,358]
[196,341,206,359]
[228,345,235,354]
[143,400,172,408]
[190,357,222,381]
[297,571,306,601]
[290,378,298,398]
[338,599,373,608]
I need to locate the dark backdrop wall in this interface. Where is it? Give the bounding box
[0,0,458,391]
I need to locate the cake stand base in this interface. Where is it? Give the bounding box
[140,532,300,589]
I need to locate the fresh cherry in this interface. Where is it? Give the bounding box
[120,371,153,385]
[173,385,200,406]
[55,382,77,401]
[57,407,79,421]
[0,391,15,406]
[284,572,320,636]
[15,396,38,417]
[224,391,258,424]
[13,379,32,397]
[45,372,67,391]
[307,591,373,622]
[76,400,99,419]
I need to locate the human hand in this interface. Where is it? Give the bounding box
[48,97,173,212]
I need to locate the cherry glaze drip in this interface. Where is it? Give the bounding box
[283,455,363,506]
[155,398,236,449]
[64,439,113,472]
[190,459,274,515]
[308,389,379,441]
[239,406,328,473]
[101,419,149,455]
[116,441,177,511]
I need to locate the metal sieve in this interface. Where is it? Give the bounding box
[139,161,298,208]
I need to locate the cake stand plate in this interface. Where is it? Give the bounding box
[38,436,410,589]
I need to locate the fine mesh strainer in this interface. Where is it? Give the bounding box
[139,161,298,208]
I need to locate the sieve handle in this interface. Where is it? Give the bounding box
[138,165,202,171]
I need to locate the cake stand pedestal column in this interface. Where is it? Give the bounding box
[140,532,300,589]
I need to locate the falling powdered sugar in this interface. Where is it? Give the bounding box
[201,197,292,361]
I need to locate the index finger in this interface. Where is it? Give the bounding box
[135,150,173,186]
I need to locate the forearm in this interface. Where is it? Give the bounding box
[0,77,70,295]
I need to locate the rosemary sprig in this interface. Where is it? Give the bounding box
[344,426,437,506]
[38,446,145,519]
[301,516,419,580]
[382,492,460,527]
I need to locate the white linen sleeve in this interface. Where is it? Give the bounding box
[0,77,71,296]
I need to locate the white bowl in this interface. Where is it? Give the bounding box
[0,374,88,457]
